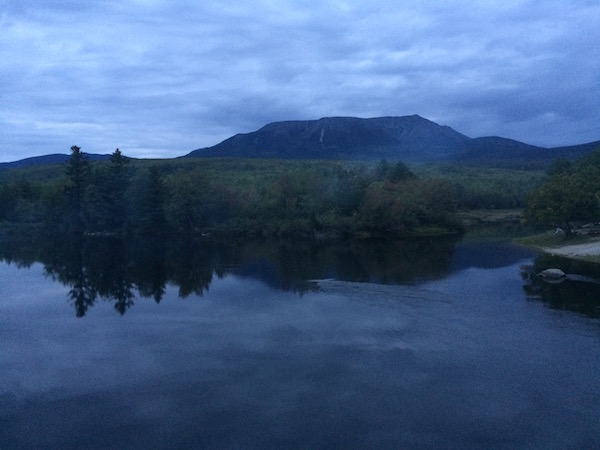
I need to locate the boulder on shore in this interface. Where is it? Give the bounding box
[538,268,566,280]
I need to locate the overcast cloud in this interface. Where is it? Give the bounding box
[1,0,599,162]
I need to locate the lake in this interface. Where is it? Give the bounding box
[1,234,599,449]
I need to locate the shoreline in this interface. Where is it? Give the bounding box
[514,231,600,263]
[539,240,600,262]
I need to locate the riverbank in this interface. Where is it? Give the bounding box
[516,232,600,263]
[539,240,600,261]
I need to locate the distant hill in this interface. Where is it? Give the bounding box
[455,137,600,168]
[454,137,547,168]
[187,115,600,167]
[0,153,111,170]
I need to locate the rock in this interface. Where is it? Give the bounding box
[538,268,566,280]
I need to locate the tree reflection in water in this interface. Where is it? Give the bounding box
[43,236,134,316]
[0,233,459,316]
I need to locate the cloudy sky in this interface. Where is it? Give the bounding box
[1,0,599,162]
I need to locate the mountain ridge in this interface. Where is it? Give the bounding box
[187,115,600,167]
[2,116,599,169]
[0,153,111,170]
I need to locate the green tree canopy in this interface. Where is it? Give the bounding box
[526,149,600,230]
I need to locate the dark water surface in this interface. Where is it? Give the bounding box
[1,236,599,449]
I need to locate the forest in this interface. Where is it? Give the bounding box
[525,151,600,232]
[0,145,598,239]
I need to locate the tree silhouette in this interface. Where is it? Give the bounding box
[105,148,130,231]
[65,145,90,233]
[137,166,167,234]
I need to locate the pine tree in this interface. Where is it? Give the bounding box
[138,166,167,234]
[106,148,130,231]
[65,145,90,232]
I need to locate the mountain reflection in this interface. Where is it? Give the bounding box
[0,233,458,316]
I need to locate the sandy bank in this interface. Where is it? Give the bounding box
[540,240,600,261]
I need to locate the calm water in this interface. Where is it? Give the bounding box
[1,236,599,449]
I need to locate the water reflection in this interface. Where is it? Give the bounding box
[0,233,459,316]
[522,253,600,318]
[7,232,599,320]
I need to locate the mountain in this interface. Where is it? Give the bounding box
[188,115,471,162]
[3,116,599,169]
[549,140,600,160]
[455,137,600,168]
[0,153,112,170]
[454,137,547,168]
[187,115,600,167]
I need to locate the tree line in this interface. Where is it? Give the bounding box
[6,144,592,239]
[525,149,600,233]
[0,146,463,238]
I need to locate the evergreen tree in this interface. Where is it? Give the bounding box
[387,161,416,182]
[106,148,130,231]
[137,166,167,234]
[65,145,90,232]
